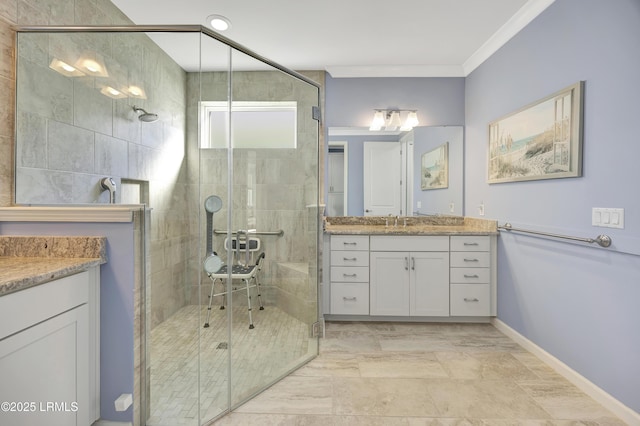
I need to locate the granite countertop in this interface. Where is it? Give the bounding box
[323,216,498,235]
[0,236,107,297]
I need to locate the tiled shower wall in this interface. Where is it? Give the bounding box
[1,0,193,329]
[187,69,324,324]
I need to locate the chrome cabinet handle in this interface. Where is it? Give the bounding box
[343,242,357,246]
[343,257,357,261]
[404,257,409,270]
[463,258,479,262]
[343,273,357,278]
[411,257,415,270]
[464,242,479,246]
[464,274,479,278]
[464,297,479,302]
[343,296,357,301]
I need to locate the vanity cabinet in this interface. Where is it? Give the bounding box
[329,235,370,315]
[0,269,100,426]
[450,236,492,316]
[369,236,449,316]
[325,232,496,320]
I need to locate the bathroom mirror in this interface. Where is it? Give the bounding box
[327,125,464,216]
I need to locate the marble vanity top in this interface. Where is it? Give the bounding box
[324,216,498,235]
[0,236,107,297]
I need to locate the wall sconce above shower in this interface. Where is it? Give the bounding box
[369,109,420,132]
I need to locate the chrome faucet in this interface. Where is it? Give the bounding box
[100,177,117,204]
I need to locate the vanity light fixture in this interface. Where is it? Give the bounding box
[206,14,232,32]
[369,109,420,131]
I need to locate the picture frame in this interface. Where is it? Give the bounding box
[421,142,448,190]
[487,81,584,184]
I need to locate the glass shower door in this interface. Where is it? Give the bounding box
[227,49,321,409]
[197,34,320,425]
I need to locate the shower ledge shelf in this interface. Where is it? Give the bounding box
[0,206,141,223]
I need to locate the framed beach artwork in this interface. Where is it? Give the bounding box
[421,142,448,190]
[488,81,584,184]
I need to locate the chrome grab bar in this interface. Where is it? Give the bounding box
[214,229,284,237]
[498,222,612,248]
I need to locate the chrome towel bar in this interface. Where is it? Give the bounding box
[213,229,284,237]
[498,222,612,248]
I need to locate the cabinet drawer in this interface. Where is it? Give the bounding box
[450,252,490,268]
[331,282,369,315]
[450,268,490,284]
[370,235,449,252]
[331,250,369,267]
[331,235,369,251]
[450,236,490,252]
[450,284,490,316]
[331,266,369,282]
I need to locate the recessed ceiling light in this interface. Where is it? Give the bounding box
[206,14,231,32]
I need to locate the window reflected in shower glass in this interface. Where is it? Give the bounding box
[200,101,297,149]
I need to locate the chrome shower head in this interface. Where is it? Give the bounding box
[133,105,159,123]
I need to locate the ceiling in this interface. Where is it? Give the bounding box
[110,0,554,78]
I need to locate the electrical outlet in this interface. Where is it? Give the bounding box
[449,202,455,213]
[417,201,422,209]
[478,202,485,216]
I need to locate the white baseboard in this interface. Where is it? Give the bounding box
[491,318,640,425]
[92,421,133,426]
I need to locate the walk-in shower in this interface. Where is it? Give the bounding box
[14,25,321,426]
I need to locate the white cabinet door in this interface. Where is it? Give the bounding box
[370,251,410,315]
[371,250,449,317]
[0,305,89,426]
[410,252,450,316]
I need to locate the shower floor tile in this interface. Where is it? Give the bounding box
[146,304,314,426]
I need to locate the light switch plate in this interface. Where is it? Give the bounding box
[592,207,624,229]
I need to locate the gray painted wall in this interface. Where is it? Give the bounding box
[324,75,465,215]
[325,76,465,128]
[465,0,640,413]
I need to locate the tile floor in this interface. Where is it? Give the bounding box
[214,321,626,425]
[147,304,315,425]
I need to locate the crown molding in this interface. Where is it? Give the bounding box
[326,64,465,78]
[463,0,556,76]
